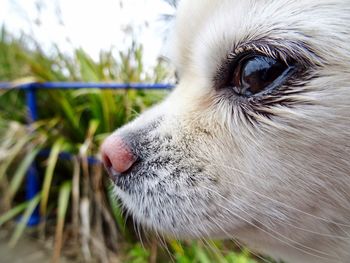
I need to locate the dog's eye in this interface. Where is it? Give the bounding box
[231,55,291,97]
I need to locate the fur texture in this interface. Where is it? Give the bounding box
[104,1,350,262]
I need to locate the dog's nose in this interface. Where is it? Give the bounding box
[101,135,136,174]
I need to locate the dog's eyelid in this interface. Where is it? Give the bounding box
[227,39,319,68]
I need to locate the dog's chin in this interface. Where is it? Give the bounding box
[113,187,241,240]
[107,165,249,240]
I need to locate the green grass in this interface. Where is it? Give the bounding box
[0,27,266,263]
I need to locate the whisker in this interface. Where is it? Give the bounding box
[206,212,273,263]
[217,178,350,240]
[201,185,340,261]
[154,229,176,263]
[208,163,350,229]
[184,196,233,260]
[134,215,145,249]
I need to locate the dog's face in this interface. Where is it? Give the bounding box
[101,1,350,262]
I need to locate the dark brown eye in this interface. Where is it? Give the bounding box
[231,55,292,97]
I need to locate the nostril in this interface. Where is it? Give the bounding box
[102,153,112,169]
[100,135,137,174]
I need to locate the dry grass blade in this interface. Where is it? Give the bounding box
[40,139,64,218]
[51,181,72,263]
[71,156,80,243]
[80,197,91,261]
[149,237,158,263]
[91,164,118,258]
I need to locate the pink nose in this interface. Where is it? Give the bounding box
[101,135,136,174]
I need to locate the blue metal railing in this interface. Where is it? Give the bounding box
[0,82,173,225]
[1,82,173,90]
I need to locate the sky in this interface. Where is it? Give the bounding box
[0,0,175,67]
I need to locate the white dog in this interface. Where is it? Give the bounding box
[101,1,350,262]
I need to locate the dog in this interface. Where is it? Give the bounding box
[101,0,350,262]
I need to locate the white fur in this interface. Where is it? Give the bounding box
[105,1,350,262]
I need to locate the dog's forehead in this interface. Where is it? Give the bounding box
[173,0,350,77]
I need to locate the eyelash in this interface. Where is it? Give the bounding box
[209,41,322,125]
[218,50,321,116]
[215,43,306,91]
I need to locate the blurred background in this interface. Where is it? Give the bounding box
[0,0,174,66]
[0,0,267,262]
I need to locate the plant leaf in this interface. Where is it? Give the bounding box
[7,148,40,203]
[0,201,29,227]
[0,136,30,182]
[8,194,41,247]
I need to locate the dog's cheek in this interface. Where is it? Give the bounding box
[110,88,264,237]
[115,117,234,236]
